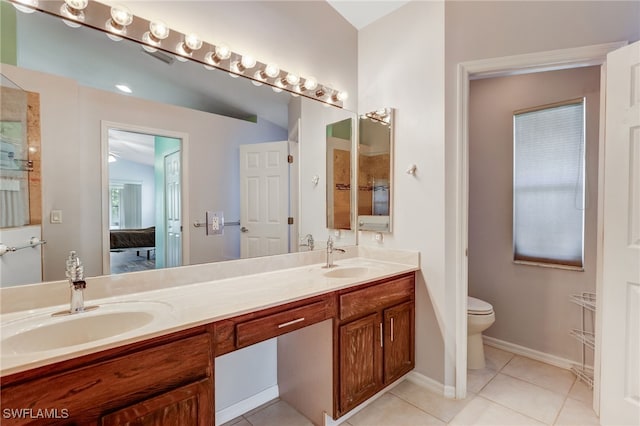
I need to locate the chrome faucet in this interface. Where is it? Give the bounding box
[324,236,345,268]
[65,251,86,314]
[300,234,314,251]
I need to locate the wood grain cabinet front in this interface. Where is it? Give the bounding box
[336,273,415,416]
[236,296,335,349]
[100,378,213,426]
[1,332,214,426]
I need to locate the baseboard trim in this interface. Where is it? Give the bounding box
[483,336,590,370]
[215,385,279,426]
[405,371,454,397]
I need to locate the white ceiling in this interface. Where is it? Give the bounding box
[327,1,410,29]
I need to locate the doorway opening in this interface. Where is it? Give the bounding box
[101,122,187,275]
[454,42,626,405]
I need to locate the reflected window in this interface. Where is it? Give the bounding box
[109,182,142,230]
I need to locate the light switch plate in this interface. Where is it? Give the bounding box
[50,210,62,224]
[206,211,224,235]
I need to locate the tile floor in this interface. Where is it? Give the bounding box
[221,345,599,426]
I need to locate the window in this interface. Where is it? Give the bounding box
[513,99,585,268]
[109,182,142,230]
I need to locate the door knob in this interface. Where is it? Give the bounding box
[241,226,249,233]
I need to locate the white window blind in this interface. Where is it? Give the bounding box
[513,99,585,268]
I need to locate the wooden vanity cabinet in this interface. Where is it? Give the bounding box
[1,271,415,425]
[337,273,415,416]
[0,330,213,426]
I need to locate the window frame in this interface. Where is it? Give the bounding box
[512,97,586,270]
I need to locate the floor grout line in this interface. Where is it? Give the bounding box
[388,388,467,424]
[232,348,595,426]
[550,377,577,426]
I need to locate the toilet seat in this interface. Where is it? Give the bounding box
[468,296,493,315]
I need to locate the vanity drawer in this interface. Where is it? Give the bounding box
[236,296,335,348]
[339,274,414,321]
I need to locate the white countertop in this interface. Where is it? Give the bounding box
[0,248,419,377]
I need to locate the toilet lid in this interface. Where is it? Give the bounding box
[468,297,493,314]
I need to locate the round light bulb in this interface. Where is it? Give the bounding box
[337,91,348,101]
[264,63,280,79]
[215,44,231,60]
[13,0,38,13]
[204,52,218,66]
[60,0,88,27]
[230,61,241,73]
[64,0,88,10]
[240,55,256,69]
[253,70,265,86]
[184,33,202,51]
[285,73,300,86]
[150,21,169,40]
[110,5,133,26]
[302,77,318,91]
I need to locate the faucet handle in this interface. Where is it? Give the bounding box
[65,251,85,281]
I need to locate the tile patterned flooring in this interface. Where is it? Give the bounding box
[222,345,599,426]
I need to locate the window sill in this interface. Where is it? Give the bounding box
[513,260,584,272]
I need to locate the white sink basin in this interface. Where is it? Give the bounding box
[323,266,372,279]
[1,301,173,356]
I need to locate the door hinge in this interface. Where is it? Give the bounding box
[287,155,293,164]
[288,217,294,225]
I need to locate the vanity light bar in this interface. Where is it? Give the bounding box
[9,0,347,108]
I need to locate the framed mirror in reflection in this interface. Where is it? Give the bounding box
[0,4,356,286]
[326,118,353,231]
[358,108,393,233]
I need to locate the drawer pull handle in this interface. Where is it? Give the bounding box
[278,317,306,328]
[380,323,384,347]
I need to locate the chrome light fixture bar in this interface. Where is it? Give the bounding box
[9,0,347,108]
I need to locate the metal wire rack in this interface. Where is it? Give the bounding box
[569,292,596,389]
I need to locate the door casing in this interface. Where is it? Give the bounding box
[100,121,189,274]
[454,41,627,410]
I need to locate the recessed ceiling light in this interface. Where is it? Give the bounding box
[115,84,132,94]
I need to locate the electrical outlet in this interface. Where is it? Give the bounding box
[374,232,383,242]
[206,211,224,235]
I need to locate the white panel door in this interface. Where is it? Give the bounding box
[164,150,182,268]
[600,41,640,425]
[239,141,290,259]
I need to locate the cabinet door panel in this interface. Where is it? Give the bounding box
[100,378,213,426]
[384,301,414,384]
[339,313,383,413]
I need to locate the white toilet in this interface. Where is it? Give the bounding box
[467,296,495,370]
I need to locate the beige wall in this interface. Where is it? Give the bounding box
[358,1,447,384]
[441,0,640,387]
[2,64,287,281]
[358,0,640,388]
[469,66,600,362]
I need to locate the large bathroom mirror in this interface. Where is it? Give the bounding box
[0,3,356,285]
[358,108,393,232]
